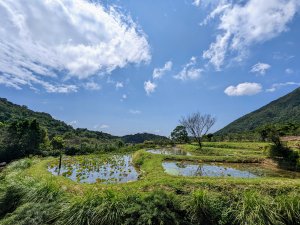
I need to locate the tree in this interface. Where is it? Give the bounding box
[170,126,189,144]
[0,119,48,162]
[51,136,65,151]
[206,133,214,142]
[51,136,65,175]
[180,112,216,149]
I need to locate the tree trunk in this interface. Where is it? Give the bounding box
[58,152,62,175]
[197,138,202,149]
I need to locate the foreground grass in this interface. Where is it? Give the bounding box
[1,142,300,225]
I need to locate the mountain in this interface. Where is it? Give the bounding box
[216,87,300,135]
[121,133,169,144]
[0,98,168,143]
[0,98,73,136]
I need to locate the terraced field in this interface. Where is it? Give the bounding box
[1,142,300,225]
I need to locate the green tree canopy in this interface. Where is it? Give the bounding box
[171,125,189,144]
[0,119,48,162]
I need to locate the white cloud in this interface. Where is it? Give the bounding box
[100,124,109,129]
[68,120,78,127]
[42,83,78,93]
[144,80,157,95]
[192,0,201,7]
[203,0,300,70]
[94,124,109,130]
[266,82,300,92]
[83,82,101,90]
[285,68,294,74]
[153,61,172,79]
[0,0,150,92]
[129,109,141,114]
[116,82,124,89]
[224,82,262,96]
[174,57,203,80]
[250,63,271,75]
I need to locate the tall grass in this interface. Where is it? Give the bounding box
[184,190,225,225]
[58,191,125,225]
[276,192,300,225]
[123,190,184,225]
[228,191,283,225]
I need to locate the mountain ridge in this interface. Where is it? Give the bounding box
[216,87,300,135]
[0,97,167,142]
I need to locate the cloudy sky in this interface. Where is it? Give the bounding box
[0,0,300,136]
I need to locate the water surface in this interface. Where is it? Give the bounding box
[163,161,300,178]
[48,155,139,184]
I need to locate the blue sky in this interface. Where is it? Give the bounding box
[0,0,300,136]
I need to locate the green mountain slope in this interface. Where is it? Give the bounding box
[216,87,300,135]
[0,98,73,136]
[122,133,169,144]
[0,98,167,143]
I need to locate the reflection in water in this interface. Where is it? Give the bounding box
[147,148,192,156]
[163,161,300,179]
[48,155,139,184]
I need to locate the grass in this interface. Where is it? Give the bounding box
[0,142,300,224]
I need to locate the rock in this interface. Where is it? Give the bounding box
[0,162,7,167]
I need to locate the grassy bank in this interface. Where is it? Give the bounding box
[1,142,300,225]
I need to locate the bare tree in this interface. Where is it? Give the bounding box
[180,112,216,149]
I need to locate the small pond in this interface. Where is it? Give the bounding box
[163,161,300,179]
[147,148,193,156]
[48,155,139,184]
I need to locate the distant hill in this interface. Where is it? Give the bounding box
[0,98,73,136]
[0,98,168,143]
[216,87,300,135]
[121,133,169,144]
[0,98,115,140]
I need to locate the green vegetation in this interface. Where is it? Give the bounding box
[0,98,170,163]
[216,87,300,136]
[170,125,189,144]
[1,92,300,224]
[121,133,169,144]
[1,141,300,225]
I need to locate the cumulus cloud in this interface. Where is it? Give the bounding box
[83,82,101,91]
[68,120,78,127]
[266,82,300,92]
[153,61,172,79]
[174,57,203,80]
[0,0,150,93]
[285,68,294,74]
[224,82,262,96]
[250,63,271,75]
[192,0,201,7]
[144,80,157,95]
[115,82,124,89]
[203,0,300,70]
[100,124,109,129]
[94,124,109,130]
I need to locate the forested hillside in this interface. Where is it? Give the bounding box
[216,87,300,135]
[122,133,169,144]
[0,98,167,143]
